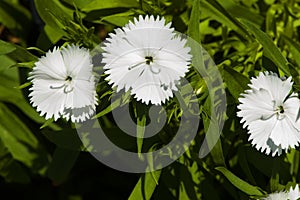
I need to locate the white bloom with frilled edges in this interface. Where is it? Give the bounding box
[262,184,300,200]
[102,15,191,105]
[29,44,98,123]
[237,71,300,156]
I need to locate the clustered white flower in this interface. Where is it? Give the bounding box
[102,15,191,105]
[29,44,98,123]
[262,184,300,200]
[237,71,300,156]
[29,15,191,122]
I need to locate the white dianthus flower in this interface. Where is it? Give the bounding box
[263,192,288,200]
[288,184,300,200]
[262,184,300,200]
[237,71,300,156]
[29,44,98,123]
[102,15,191,105]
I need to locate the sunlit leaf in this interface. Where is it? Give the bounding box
[221,66,249,99]
[215,167,265,196]
[128,170,161,200]
[81,0,139,12]
[239,19,290,75]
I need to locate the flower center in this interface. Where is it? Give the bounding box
[260,102,286,121]
[277,105,284,114]
[145,56,153,65]
[127,56,161,75]
[275,105,285,120]
[65,76,72,81]
[49,75,74,94]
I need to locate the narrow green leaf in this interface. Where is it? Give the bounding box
[188,0,226,166]
[201,0,250,38]
[40,118,54,129]
[16,81,31,89]
[178,162,200,200]
[217,0,264,26]
[47,147,79,184]
[215,166,265,196]
[26,47,46,55]
[34,0,73,30]
[128,170,161,200]
[281,34,300,68]
[95,11,134,27]
[34,0,73,46]
[239,19,290,75]
[0,139,30,183]
[81,0,139,11]
[37,25,64,49]
[0,103,49,172]
[62,0,94,9]
[188,0,205,74]
[187,0,200,43]
[221,66,249,99]
[237,147,256,185]
[7,44,38,62]
[137,114,146,158]
[286,149,300,177]
[42,129,84,151]
[93,98,121,118]
[201,96,225,166]
[0,81,60,130]
[10,61,36,69]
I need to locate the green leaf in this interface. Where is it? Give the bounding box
[217,0,264,26]
[188,0,226,166]
[137,114,146,158]
[128,170,161,200]
[16,81,31,89]
[237,147,256,185]
[37,25,65,50]
[93,97,121,118]
[201,0,250,38]
[34,0,73,45]
[187,0,205,74]
[0,139,30,183]
[62,0,94,9]
[239,19,290,75]
[47,147,79,184]
[34,0,73,30]
[0,40,16,55]
[0,103,49,173]
[10,61,36,69]
[7,44,38,62]
[215,166,265,196]
[0,1,32,39]
[0,76,59,130]
[177,162,201,200]
[42,129,84,151]
[221,66,249,99]
[187,0,200,43]
[286,149,300,177]
[81,0,139,12]
[202,110,225,165]
[0,56,57,129]
[281,34,300,68]
[94,11,134,26]
[0,55,16,74]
